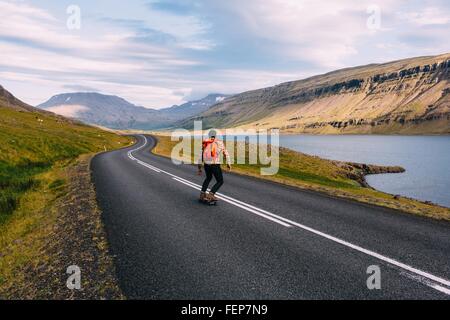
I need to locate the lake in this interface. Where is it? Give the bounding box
[278,135,450,208]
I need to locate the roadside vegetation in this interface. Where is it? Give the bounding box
[0,106,129,221]
[0,105,131,298]
[152,135,450,221]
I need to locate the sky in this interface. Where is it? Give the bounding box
[0,0,449,108]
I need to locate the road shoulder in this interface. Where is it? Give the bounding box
[0,154,124,299]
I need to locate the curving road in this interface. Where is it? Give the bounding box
[91,135,450,299]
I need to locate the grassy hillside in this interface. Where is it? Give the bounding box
[181,53,450,134]
[0,87,131,297]
[0,101,130,223]
[153,135,450,220]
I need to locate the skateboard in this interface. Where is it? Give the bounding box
[199,198,218,206]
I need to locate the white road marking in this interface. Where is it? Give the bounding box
[433,285,450,295]
[136,160,161,172]
[172,177,292,227]
[402,272,450,295]
[173,175,299,223]
[126,135,450,295]
[169,174,450,291]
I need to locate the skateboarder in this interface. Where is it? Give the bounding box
[197,130,231,203]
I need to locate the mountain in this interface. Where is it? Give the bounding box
[0,85,80,123]
[38,92,167,130]
[159,94,230,120]
[1,85,44,113]
[180,53,450,134]
[37,92,230,130]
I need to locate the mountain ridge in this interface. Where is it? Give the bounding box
[0,85,84,125]
[38,92,230,130]
[180,53,450,134]
[1,85,45,113]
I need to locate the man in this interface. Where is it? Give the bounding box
[197,130,231,202]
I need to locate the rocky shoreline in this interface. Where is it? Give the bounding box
[333,161,405,188]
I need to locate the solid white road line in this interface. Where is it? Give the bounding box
[126,135,450,295]
[173,175,299,224]
[129,137,291,226]
[433,285,450,295]
[172,177,292,227]
[168,175,450,291]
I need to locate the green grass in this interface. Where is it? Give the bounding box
[155,135,360,189]
[277,167,357,189]
[48,178,66,190]
[0,101,131,297]
[0,105,131,224]
[0,160,47,220]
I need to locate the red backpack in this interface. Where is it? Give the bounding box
[202,139,216,162]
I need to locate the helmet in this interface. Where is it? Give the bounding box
[208,130,217,138]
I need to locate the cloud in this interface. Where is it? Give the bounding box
[0,0,202,107]
[0,0,449,109]
[399,6,450,26]
[63,84,100,92]
[148,0,383,68]
[147,0,195,16]
[46,104,89,118]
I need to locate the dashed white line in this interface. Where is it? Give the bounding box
[126,135,450,295]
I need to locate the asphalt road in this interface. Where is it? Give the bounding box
[91,135,450,299]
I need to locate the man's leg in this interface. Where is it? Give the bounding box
[210,165,224,194]
[201,164,213,192]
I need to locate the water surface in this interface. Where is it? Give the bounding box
[278,135,450,208]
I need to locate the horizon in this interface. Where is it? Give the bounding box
[1,0,450,109]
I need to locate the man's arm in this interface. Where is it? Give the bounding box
[197,145,203,175]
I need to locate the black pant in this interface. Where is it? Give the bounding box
[201,164,224,194]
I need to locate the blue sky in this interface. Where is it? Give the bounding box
[1,0,449,108]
